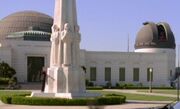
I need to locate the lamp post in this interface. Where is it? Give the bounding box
[177,45,180,101]
[177,72,179,101]
[149,68,153,93]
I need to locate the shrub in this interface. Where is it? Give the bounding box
[105,82,112,89]
[0,62,17,89]
[85,79,94,87]
[0,92,30,100]
[88,82,94,87]
[11,97,96,105]
[1,94,126,105]
[0,77,9,85]
[97,95,126,105]
[126,83,134,87]
[105,94,126,103]
[85,79,89,86]
[86,86,103,90]
[0,62,16,78]
[8,77,17,85]
[115,83,128,89]
[7,76,21,89]
[137,82,143,87]
[114,82,174,89]
[1,96,12,104]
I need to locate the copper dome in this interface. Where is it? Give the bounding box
[135,22,176,49]
[0,11,53,40]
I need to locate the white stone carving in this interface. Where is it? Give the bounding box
[61,23,73,66]
[31,0,101,99]
[50,25,60,67]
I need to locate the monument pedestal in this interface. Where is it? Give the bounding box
[44,66,66,93]
[44,66,85,93]
[31,66,101,99]
[31,92,101,99]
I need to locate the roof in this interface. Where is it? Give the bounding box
[0,11,53,40]
[7,30,51,41]
[135,22,176,49]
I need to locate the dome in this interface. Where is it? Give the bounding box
[135,22,176,49]
[0,11,53,40]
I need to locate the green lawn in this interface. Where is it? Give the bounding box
[0,90,31,99]
[0,85,7,89]
[0,90,177,101]
[89,90,176,101]
[137,89,179,95]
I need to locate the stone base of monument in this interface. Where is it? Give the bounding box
[30,92,101,99]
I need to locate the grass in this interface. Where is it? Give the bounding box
[0,90,31,99]
[88,90,176,101]
[0,90,176,101]
[137,89,179,95]
[0,85,7,89]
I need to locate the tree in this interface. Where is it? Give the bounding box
[7,67,16,78]
[0,62,16,78]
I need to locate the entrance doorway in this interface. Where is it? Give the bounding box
[27,57,45,82]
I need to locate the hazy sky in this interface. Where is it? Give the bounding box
[0,0,180,52]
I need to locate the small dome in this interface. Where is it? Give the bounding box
[0,11,53,40]
[135,22,176,49]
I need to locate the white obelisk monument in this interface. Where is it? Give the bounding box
[31,0,101,98]
[46,0,86,98]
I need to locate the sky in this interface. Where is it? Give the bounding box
[0,0,180,52]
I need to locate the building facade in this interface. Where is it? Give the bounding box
[0,11,176,87]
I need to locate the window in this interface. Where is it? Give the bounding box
[105,67,111,81]
[170,70,172,77]
[90,67,96,81]
[147,68,153,82]
[119,67,125,81]
[133,68,139,81]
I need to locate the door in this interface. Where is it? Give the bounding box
[27,57,45,82]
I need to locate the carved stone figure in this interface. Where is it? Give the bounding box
[61,23,73,66]
[50,25,60,67]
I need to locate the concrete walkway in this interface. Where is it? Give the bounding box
[19,83,177,97]
[104,89,177,97]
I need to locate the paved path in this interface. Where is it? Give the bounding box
[18,83,179,98]
[104,89,177,97]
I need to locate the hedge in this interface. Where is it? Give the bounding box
[112,86,174,89]
[0,77,9,85]
[11,97,95,106]
[1,94,126,106]
[114,83,174,89]
[1,96,12,104]
[97,94,126,105]
[86,86,103,90]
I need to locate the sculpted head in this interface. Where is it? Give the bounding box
[52,25,59,32]
[64,23,70,31]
